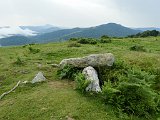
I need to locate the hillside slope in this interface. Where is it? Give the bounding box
[0,37,160,120]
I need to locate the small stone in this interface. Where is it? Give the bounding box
[51,64,59,67]
[31,72,46,83]
[22,81,29,84]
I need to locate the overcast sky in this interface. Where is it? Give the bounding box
[0,0,159,28]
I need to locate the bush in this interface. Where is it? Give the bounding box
[101,35,110,39]
[68,42,81,47]
[101,61,160,118]
[69,38,78,41]
[75,73,91,93]
[14,57,24,65]
[78,38,97,45]
[117,83,158,117]
[100,35,111,43]
[149,68,160,91]
[100,38,111,43]
[57,65,81,79]
[130,45,146,52]
[28,47,40,54]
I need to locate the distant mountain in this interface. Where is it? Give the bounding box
[0,36,31,46]
[61,23,141,39]
[32,23,141,43]
[32,28,86,43]
[134,27,160,31]
[20,24,62,34]
[0,23,141,46]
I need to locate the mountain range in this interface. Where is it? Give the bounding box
[134,27,160,31]
[0,23,159,46]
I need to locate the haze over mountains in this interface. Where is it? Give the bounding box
[0,23,159,46]
[20,24,62,34]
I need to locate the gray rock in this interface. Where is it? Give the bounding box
[31,72,46,83]
[59,53,114,69]
[51,64,59,67]
[22,81,29,84]
[82,66,101,92]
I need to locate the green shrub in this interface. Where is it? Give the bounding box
[101,35,110,39]
[57,65,81,79]
[102,82,159,118]
[118,83,158,117]
[69,38,78,41]
[97,61,129,85]
[100,35,111,43]
[14,57,24,65]
[130,45,146,52]
[28,46,40,54]
[101,61,160,118]
[100,38,111,43]
[68,42,81,47]
[78,38,97,45]
[75,73,91,93]
[149,68,160,91]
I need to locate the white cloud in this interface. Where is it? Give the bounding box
[0,27,37,39]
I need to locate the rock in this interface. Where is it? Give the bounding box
[82,66,101,92]
[22,81,29,84]
[31,72,46,83]
[37,64,42,68]
[59,53,114,69]
[51,64,59,67]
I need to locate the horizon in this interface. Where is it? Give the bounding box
[0,22,160,29]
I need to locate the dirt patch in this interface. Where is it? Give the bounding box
[48,80,75,89]
[0,99,14,107]
[0,75,6,86]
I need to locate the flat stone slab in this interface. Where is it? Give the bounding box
[59,53,115,69]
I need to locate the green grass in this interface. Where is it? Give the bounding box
[0,37,160,120]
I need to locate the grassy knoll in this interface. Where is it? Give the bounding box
[0,37,160,120]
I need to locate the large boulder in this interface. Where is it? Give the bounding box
[31,72,46,83]
[82,66,101,92]
[59,53,114,69]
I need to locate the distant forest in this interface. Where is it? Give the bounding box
[128,30,160,38]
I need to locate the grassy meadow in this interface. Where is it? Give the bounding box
[0,37,160,120]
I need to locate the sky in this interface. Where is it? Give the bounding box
[0,0,160,28]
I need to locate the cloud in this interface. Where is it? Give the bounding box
[0,27,37,39]
[0,0,159,27]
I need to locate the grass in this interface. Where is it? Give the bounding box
[0,37,160,120]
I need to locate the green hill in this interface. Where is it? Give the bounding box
[0,23,141,46]
[32,23,141,42]
[0,37,160,120]
[0,36,31,46]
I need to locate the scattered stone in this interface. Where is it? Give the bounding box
[65,116,75,120]
[37,64,42,68]
[19,70,29,74]
[51,64,59,67]
[59,53,114,69]
[22,81,29,84]
[82,66,101,92]
[31,72,46,84]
